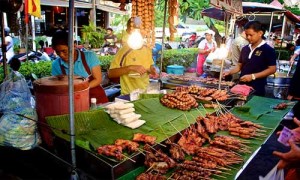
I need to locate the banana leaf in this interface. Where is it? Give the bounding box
[46,98,214,151]
[118,96,291,180]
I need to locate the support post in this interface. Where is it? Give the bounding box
[158,0,168,89]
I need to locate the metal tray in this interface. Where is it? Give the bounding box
[53,137,145,180]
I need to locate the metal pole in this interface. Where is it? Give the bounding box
[158,0,168,89]
[268,12,274,39]
[1,12,8,77]
[75,8,78,43]
[281,15,286,43]
[67,0,78,179]
[218,59,225,90]
[31,16,36,51]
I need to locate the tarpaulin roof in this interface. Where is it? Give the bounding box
[202,2,285,21]
[202,2,300,27]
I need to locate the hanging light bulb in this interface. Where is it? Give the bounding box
[127,17,144,50]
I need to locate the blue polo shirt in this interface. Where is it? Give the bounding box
[52,50,100,78]
[239,42,276,96]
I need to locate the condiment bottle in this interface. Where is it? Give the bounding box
[90,98,97,110]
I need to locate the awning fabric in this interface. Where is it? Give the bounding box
[41,0,93,8]
[202,2,285,21]
[97,4,128,15]
[41,0,128,14]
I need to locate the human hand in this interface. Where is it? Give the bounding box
[148,66,159,79]
[240,74,252,82]
[129,65,148,75]
[287,95,293,100]
[276,118,300,144]
[222,71,230,78]
[273,139,300,169]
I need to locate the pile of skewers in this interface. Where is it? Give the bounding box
[160,91,198,111]
[176,85,230,102]
[100,100,270,179]
[167,74,235,87]
[97,133,157,161]
[97,139,139,161]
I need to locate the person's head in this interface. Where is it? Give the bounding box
[4,27,10,36]
[126,17,142,34]
[204,29,215,42]
[52,30,70,62]
[9,57,21,71]
[286,43,295,51]
[38,40,45,48]
[244,21,266,45]
[106,28,113,35]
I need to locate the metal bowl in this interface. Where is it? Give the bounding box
[267,73,292,87]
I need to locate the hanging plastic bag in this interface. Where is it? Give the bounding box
[259,164,284,180]
[0,70,40,150]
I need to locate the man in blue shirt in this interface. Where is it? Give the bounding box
[224,21,276,96]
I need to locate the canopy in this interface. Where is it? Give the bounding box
[41,0,93,8]
[41,0,127,15]
[202,1,300,32]
[202,2,285,21]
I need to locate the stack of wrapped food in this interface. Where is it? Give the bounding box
[104,102,145,129]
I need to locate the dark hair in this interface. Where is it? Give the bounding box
[106,28,113,31]
[9,57,21,71]
[296,36,300,46]
[244,21,266,35]
[52,30,69,47]
[126,18,133,32]
[286,43,295,50]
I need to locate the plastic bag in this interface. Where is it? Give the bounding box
[259,164,284,180]
[0,71,40,150]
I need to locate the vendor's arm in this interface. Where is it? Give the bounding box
[223,63,242,77]
[240,65,276,82]
[290,49,300,65]
[149,65,159,79]
[0,38,11,48]
[198,40,208,54]
[108,65,148,78]
[89,65,102,88]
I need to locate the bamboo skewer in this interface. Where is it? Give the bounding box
[137,148,145,155]
[167,173,175,180]
[145,163,155,173]
[122,154,136,163]
[155,142,167,148]
[213,173,227,179]
[183,113,191,126]
[196,107,205,117]
[200,104,209,114]
[168,121,183,137]
[160,125,171,142]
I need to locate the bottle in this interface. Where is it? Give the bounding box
[90,98,97,110]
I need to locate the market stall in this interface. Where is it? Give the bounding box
[44,94,292,179]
